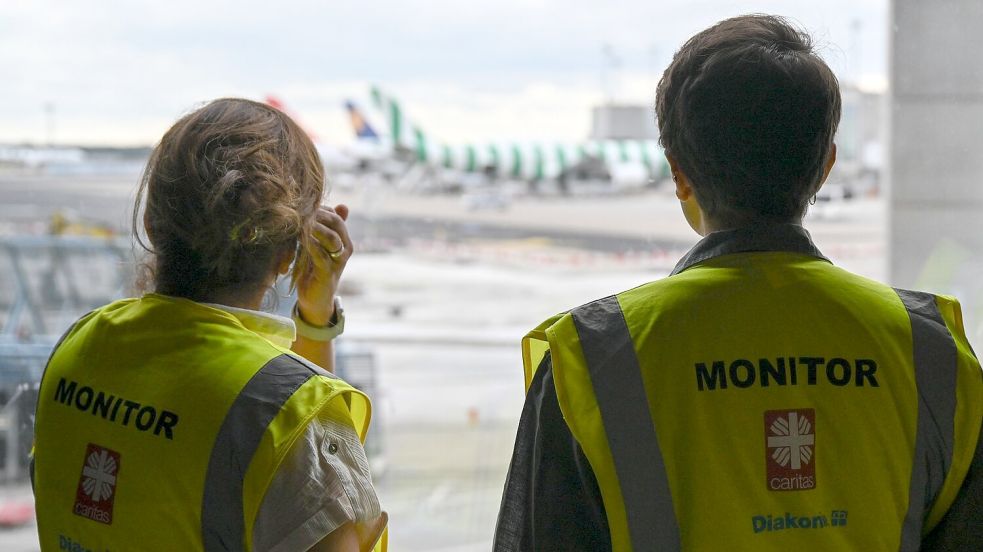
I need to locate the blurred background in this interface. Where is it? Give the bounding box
[1,0,980,550]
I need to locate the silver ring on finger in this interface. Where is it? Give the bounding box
[327,244,345,262]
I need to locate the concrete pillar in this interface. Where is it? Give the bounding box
[890,0,983,342]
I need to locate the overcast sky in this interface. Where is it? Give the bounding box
[2,0,888,146]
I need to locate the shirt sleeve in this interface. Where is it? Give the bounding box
[252,396,383,552]
[921,419,983,551]
[493,353,611,552]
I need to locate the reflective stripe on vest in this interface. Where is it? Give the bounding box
[529,231,982,550]
[32,295,375,551]
[562,291,962,552]
[895,289,958,552]
[201,354,322,551]
[570,296,681,551]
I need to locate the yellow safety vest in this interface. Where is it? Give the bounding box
[523,225,982,552]
[33,293,385,551]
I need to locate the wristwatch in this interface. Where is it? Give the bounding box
[292,297,345,341]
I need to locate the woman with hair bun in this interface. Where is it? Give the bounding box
[31,98,387,551]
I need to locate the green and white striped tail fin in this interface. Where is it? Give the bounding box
[371,85,429,162]
[369,85,669,181]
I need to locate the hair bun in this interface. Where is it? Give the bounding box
[134,98,325,300]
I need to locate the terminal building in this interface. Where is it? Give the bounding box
[590,104,659,141]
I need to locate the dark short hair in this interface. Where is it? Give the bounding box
[655,14,841,224]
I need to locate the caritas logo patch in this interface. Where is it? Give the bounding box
[73,443,120,524]
[765,409,816,491]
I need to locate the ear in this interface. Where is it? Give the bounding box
[667,153,710,236]
[275,247,296,276]
[667,154,694,201]
[816,143,837,190]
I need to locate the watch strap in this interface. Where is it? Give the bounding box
[292,297,344,341]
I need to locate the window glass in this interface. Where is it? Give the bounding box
[3,2,979,549]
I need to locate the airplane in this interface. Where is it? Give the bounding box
[365,85,671,192]
[346,100,380,141]
[264,96,398,177]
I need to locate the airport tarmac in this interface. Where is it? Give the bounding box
[0,171,886,278]
[0,171,888,550]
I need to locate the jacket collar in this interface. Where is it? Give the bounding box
[670,223,830,276]
[203,302,297,349]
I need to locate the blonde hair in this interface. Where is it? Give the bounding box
[134,98,324,300]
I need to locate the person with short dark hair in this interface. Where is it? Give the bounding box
[495,14,982,551]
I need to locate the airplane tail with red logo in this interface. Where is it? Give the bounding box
[264,95,320,143]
